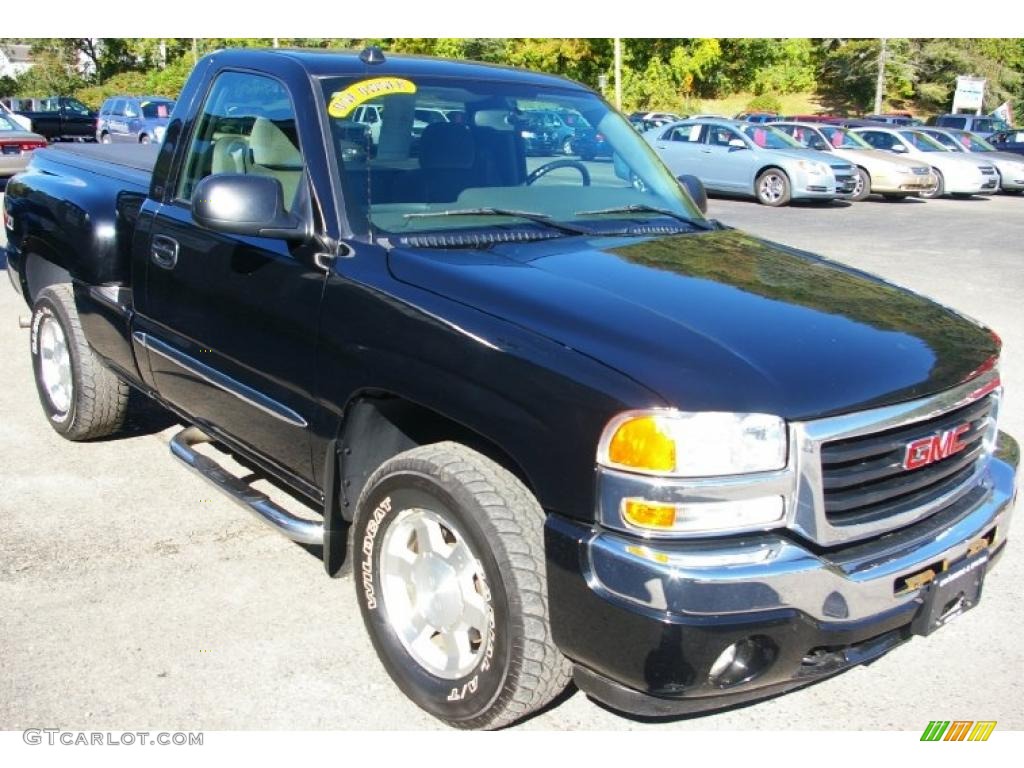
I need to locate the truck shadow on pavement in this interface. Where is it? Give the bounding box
[108,389,181,439]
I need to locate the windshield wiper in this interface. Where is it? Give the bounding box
[403,208,594,236]
[573,204,716,231]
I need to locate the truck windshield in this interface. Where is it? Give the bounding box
[319,75,703,236]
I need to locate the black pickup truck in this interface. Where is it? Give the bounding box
[2,47,1018,729]
[7,96,97,142]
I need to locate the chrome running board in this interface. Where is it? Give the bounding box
[169,426,324,545]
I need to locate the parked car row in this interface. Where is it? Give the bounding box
[1,94,178,145]
[733,110,1011,138]
[642,117,1023,206]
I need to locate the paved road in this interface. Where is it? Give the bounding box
[1,188,1022,731]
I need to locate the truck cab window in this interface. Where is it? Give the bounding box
[176,71,305,212]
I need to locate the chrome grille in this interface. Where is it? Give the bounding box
[789,373,1001,547]
[819,394,995,527]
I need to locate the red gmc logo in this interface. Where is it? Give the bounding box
[903,423,971,470]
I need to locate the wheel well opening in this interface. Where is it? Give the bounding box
[24,253,71,304]
[336,395,534,521]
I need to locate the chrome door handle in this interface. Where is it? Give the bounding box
[151,235,179,269]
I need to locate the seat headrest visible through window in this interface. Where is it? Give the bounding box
[249,117,302,169]
[419,123,475,170]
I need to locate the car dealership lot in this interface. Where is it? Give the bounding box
[1,188,1022,731]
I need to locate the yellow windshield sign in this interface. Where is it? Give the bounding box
[328,78,417,118]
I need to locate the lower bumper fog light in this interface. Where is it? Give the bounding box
[707,636,777,688]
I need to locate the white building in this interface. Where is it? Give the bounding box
[0,44,34,78]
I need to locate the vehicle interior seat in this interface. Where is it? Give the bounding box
[417,122,478,202]
[247,117,304,210]
[471,109,527,187]
[211,134,251,175]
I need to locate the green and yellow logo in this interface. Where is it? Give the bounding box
[920,720,997,741]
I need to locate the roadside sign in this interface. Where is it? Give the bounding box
[952,76,986,114]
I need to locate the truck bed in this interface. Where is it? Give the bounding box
[42,143,157,190]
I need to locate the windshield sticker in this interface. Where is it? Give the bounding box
[328,78,417,119]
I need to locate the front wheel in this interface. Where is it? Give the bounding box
[919,169,944,199]
[30,284,129,440]
[99,132,111,144]
[755,169,791,206]
[139,134,151,145]
[352,442,571,730]
[851,167,871,202]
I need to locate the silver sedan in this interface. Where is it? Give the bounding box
[645,119,857,206]
[918,127,1024,194]
[0,114,48,179]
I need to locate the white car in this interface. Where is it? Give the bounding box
[0,101,32,132]
[851,127,998,198]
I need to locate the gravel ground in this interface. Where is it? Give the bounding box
[1,186,1022,731]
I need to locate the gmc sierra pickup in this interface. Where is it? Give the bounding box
[2,47,1018,729]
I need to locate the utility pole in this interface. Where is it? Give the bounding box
[613,38,623,111]
[873,38,887,114]
[192,37,198,65]
[273,38,280,48]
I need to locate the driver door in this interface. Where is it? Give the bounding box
[702,125,757,192]
[133,70,325,487]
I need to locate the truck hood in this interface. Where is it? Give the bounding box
[387,229,998,419]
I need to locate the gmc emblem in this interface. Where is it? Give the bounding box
[903,423,971,470]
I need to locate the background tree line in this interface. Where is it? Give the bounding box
[2,37,1021,121]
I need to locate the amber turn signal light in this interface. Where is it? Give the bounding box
[607,416,676,472]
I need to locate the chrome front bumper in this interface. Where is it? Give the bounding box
[586,431,1017,625]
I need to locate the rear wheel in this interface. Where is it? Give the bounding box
[352,442,571,730]
[139,134,151,145]
[30,284,129,440]
[851,167,871,202]
[561,137,574,155]
[919,169,944,199]
[755,168,791,206]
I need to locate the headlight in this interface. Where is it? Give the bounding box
[894,165,913,174]
[520,130,536,139]
[598,410,788,477]
[797,160,828,175]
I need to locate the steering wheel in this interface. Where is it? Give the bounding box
[525,159,591,186]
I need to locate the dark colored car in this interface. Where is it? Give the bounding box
[986,129,1024,156]
[7,96,96,141]
[516,112,561,155]
[97,96,176,144]
[3,47,1017,731]
[735,112,781,123]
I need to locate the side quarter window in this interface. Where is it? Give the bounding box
[176,71,305,212]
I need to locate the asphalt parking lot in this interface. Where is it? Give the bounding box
[1,182,1022,731]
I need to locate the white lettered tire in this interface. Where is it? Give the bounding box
[352,442,571,729]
